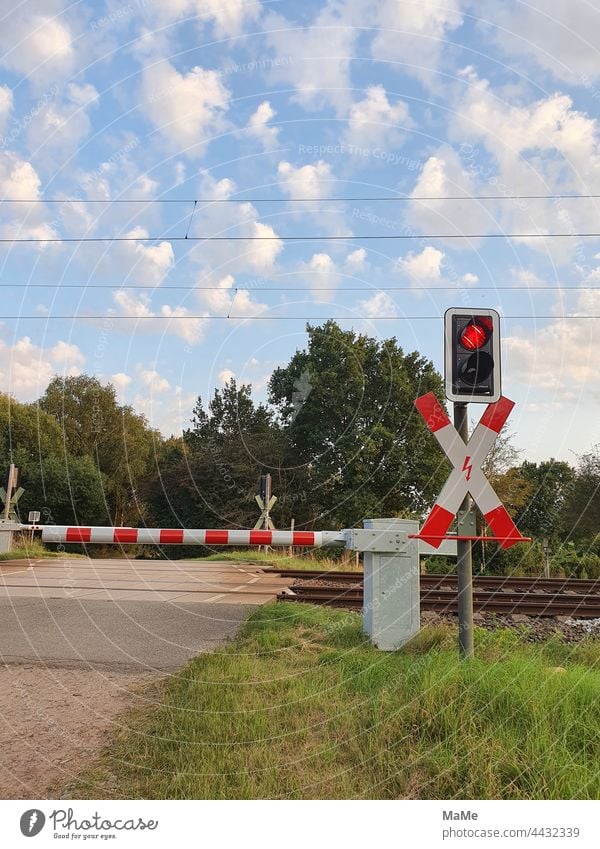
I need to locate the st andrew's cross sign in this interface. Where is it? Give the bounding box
[414,392,528,550]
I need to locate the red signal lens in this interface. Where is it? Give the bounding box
[459,321,490,350]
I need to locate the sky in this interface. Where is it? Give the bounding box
[0,0,599,463]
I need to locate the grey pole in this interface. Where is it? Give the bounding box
[454,403,474,659]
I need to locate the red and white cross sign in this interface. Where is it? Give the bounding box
[414,392,527,550]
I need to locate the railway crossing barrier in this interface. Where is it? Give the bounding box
[3,518,433,651]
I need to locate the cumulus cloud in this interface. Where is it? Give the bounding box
[0,336,84,401]
[0,7,75,82]
[277,159,332,199]
[246,100,280,149]
[188,173,283,275]
[218,367,235,385]
[265,4,357,114]
[395,245,479,293]
[26,82,99,162]
[502,289,600,403]
[0,85,13,131]
[448,68,600,258]
[346,85,411,147]
[196,273,268,318]
[111,290,207,345]
[407,148,483,241]
[136,0,262,37]
[371,0,463,81]
[298,252,341,303]
[482,1,600,85]
[138,367,170,394]
[357,290,396,318]
[140,59,231,154]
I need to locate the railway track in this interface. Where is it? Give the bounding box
[273,571,600,618]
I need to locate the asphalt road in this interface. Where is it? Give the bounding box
[0,558,288,671]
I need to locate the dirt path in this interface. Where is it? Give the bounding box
[0,664,157,799]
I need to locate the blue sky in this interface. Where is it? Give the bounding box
[0,0,599,462]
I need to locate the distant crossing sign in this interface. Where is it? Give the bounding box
[414,392,528,550]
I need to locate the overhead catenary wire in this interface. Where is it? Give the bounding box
[5,194,600,202]
[4,233,600,243]
[3,314,598,321]
[1,283,600,292]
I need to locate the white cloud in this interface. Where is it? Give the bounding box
[346,85,411,147]
[218,367,235,385]
[0,336,84,401]
[140,59,231,154]
[397,245,444,282]
[407,149,483,240]
[138,368,170,394]
[449,69,600,257]
[278,159,332,199]
[346,247,367,269]
[505,289,600,403]
[111,290,207,345]
[196,273,267,318]
[26,82,99,161]
[298,252,341,303]
[0,85,13,131]
[357,291,396,318]
[0,9,74,82]
[246,100,280,149]
[265,5,357,114]
[371,0,463,81]
[137,0,262,37]
[0,151,42,199]
[483,1,600,84]
[188,173,283,275]
[109,227,174,287]
[111,372,132,399]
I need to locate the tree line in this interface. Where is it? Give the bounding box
[1,321,598,574]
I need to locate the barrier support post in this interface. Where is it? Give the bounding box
[345,518,420,651]
[0,520,20,554]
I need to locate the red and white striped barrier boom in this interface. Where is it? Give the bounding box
[414,392,526,550]
[36,526,344,547]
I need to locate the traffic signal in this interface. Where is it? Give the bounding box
[444,307,501,403]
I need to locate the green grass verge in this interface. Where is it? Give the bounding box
[0,539,82,561]
[72,604,600,800]
[200,549,359,571]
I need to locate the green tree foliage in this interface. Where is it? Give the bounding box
[268,321,448,527]
[39,375,158,524]
[514,459,576,543]
[563,445,600,543]
[143,380,309,534]
[0,393,108,525]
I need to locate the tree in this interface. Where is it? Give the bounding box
[0,393,109,525]
[144,380,310,535]
[563,445,600,543]
[268,321,448,528]
[515,459,576,543]
[39,375,159,525]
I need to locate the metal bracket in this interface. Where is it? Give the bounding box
[456,507,477,536]
[343,529,413,553]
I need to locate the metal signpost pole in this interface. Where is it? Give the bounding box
[453,402,474,659]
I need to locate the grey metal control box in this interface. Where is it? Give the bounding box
[361,518,420,650]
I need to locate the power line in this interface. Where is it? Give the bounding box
[4,194,600,203]
[4,233,600,243]
[2,283,600,292]
[3,314,598,320]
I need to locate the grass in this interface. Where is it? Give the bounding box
[200,549,360,572]
[72,603,600,800]
[0,538,82,561]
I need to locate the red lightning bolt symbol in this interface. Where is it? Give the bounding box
[462,456,472,481]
